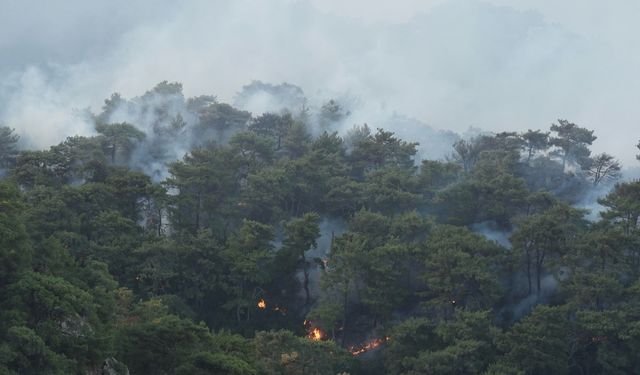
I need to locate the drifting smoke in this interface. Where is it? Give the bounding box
[573,182,615,221]
[3,0,640,335]
[234,81,307,116]
[471,221,512,248]
[2,0,640,166]
[296,217,346,303]
[98,83,194,180]
[570,166,640,222]
[0,66,97,150]
[509,274,560,320]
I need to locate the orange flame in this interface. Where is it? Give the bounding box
[308,327,324,341]
[303,320,325,341]
[349,337,390,356]
[257,299,266,309]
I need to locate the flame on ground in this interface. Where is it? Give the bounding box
[349,337,390,356]
[257,298,287,315]
[303,320,326,341]
[308,327,325,341]
[257,299,266,309]
[302,320,389,354]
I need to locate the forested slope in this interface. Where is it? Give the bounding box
[1,81,640,374]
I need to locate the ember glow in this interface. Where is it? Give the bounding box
[257,299,266,309]
[349,337,390,356]
[304,320,326,341]
[308,327,324,341]
[257,298,287,315]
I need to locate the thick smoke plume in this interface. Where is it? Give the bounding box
[2,0,640,166]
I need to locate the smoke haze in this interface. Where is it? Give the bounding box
[2,0,639,164]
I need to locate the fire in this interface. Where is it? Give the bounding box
[256,298,287,314]
[349,337,390,356]
[308,327,324,341]
[304,320,326,341]
[257,299,266,309]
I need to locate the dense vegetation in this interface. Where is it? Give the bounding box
[1,81,640,374]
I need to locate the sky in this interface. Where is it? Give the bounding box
[1,0,639,164]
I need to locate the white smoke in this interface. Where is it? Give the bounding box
[2,0,639,166]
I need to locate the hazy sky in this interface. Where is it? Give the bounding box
[1,0,639,164]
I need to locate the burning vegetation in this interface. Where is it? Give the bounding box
[304,320,326,341]
[308,327,325,341]
[303,320,389,356]
[257,299,267,309]
[4,72,640,375]
[348,337,390,356]
[257,298,287,315]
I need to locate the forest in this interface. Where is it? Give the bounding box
[1,81,640,375]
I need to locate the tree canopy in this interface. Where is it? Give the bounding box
[0,82,637,374]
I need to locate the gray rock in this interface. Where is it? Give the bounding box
[102,357,130,375]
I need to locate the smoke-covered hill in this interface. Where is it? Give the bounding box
[1,79,640,373]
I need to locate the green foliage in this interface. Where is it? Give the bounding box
[422,226,504,315]
[95,122,145,164]
[279,213,321,306]
[348,127,418,177]
[496,305,573,374]
[165,145,240,234]
[0,183,31,285]
[385,311,500,374]
[194,102,251,140]
[586,153,621,186]
[417,159,461,199]
[549,119,596,170]
[510,203,586,294]
[0,326,73,374]
[253,330,353,375]
[14,150,72,188]
[599,180,640,234]
[115,298,260,374]
[521,129,550,162]
[175,351,257,375]
[5,84,640,374]
[0,126,20,168]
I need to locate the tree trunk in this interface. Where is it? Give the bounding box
[341,288,349,347]
[526,251,532,295]
[536,264,542,295]
[536,250,546,295]
[157,207,162,237]
[195,192,202,232]
[237,280,245,325]
[302,255,311,306]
